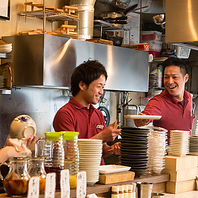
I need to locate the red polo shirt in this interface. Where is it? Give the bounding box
[53,98,106,164]
[142,89,195,144]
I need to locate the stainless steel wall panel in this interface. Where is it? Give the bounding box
[3,34,148,91]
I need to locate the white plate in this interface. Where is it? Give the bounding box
[124,114,162,120]
[99,165,131,174]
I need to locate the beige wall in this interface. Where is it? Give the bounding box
[0,0,66,38]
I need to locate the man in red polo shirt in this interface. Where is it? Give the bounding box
[134,57,195,144]
[53,60,121,164]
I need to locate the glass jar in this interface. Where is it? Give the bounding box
[63,131,79,188]
[44,132,65,190]
[28,156,46,194]
[4,157,30,196]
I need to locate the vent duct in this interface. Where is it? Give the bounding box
[70,0,97,40]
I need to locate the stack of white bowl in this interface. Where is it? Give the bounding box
[78,139,102,186]
[0,43,12,53]
[169,130,190,157]
[147,126,167,175]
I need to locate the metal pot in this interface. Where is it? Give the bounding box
[102,32,123,46]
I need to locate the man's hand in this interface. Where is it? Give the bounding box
[134,113,150,127]
[92,120,121,142]
[102,142,121,157]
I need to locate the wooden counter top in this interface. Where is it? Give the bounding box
[0,174,169,198]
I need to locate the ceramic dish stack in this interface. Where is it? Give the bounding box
[189,136,198,155]
[169,130,190,157]
[120,127,150,177]
[146,126,167,175]
[78,139,103,186]
[0,42,12,53]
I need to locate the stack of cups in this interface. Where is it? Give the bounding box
[147,126,167,175]
[140,182,153,198]
[78,139,102,186]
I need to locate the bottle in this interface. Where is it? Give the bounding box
[63,131,79,189]
[119,185,124,198]
[123,185,128,198]
[44,132,65,190]
[156,64,163,87]
[111,186,119,198]
[127,184,133,198]
[28,156,46,194]
[4,157,30,196]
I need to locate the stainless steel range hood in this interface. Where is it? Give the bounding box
[2,34,149,92]
[165,0,198,51]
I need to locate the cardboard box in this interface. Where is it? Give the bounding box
[165,155,197,171]
[166,179,196,194]
[98,171,135,184]
[162,168,197,182]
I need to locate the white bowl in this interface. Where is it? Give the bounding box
[0,48,12,53]
[10,115,37,139]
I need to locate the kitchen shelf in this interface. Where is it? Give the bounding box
[94,19,129,32]
[19,10,79,22]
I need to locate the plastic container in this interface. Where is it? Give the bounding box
[4,157,30,197]
[43,132,65,189]
[146,40,163,52]
[141,31,162,41]
[63,131,79,189]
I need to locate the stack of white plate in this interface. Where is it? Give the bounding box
[147,126,167,175]
[78,139,102,186]
[0,43,12,53]
[169,130,190,157]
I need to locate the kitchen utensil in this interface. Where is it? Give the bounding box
[98,4,138,30]
[99,4,138,19]
[124,115,162,120]
[63,131,79,189]
[28,156,46,194]
[78,139,102,186]
[4,157,30,197]
[9,115,37,139]
[102,32,123,46]
[35,132,65,189]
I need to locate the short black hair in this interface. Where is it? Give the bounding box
[71,60,108,97]
[162,57,188,76]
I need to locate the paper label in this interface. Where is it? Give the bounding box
[87,193,98,198]
[76,171,86,198]
[45,173,56,198]
[60,169,70,198]
[28,176,40,198]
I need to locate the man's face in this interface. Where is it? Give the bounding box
[82,75,106,105]
[164,65,188,101]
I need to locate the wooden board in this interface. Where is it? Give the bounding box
[164,155,197,171]
[98,171,135,184]
[166,179,196,194]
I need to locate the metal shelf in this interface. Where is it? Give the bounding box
[19,10,79,22]
[94,19,128,32]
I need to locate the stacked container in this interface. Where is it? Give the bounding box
[141,31,163,57]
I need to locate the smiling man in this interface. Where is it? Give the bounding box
[53,60,121,164]
[134,57,195,144]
